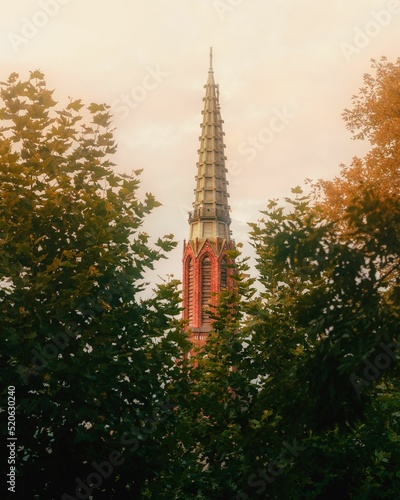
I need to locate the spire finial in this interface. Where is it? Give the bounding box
[209,46,213,71]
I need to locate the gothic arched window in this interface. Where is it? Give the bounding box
[187,257,194,324]
[201,256,212,325]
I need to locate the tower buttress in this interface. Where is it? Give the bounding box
[182,48,235,350]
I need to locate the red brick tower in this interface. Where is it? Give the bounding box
[182,48,235,350]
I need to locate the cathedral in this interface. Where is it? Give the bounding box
[182,48,235,349]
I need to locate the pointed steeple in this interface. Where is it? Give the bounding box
[188,46,231,244]
[182,49,236,350]
[207,46,214,84]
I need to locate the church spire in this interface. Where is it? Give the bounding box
[188,47,231,243]
[182,49,236,349]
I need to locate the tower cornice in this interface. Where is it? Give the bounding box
[183,237,234,259]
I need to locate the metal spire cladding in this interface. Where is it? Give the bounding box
[188,47,231,244]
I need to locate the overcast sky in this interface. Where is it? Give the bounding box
[2,0,400,290]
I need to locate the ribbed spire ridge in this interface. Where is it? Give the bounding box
[188,49,231,243]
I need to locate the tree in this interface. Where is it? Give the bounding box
[154,56,400,499]
[0,71,188,498]
[231,58,400,497]
[243,187,400,498]
[148,250,262,499]
[318,56,400,223]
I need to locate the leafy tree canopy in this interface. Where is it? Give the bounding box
[156,57,400,499]
[0,71,188,498]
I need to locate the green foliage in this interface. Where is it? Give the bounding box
[167,182,400,499]
[154,58,400,499]
[241,185,400,498]
[2,58,400,499]
[0,71,188,498]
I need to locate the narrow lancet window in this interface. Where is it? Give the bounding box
[201,256,212,325]
[187,258,194,324]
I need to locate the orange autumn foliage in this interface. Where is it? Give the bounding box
[316,57,400,225]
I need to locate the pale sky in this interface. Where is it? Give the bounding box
[2,0,400,289]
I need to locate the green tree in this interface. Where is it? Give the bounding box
[231,58,400,498]
[156,56,400,499]
[0,71,188,498]
[243,188,400,498]
[147,249,261,499]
